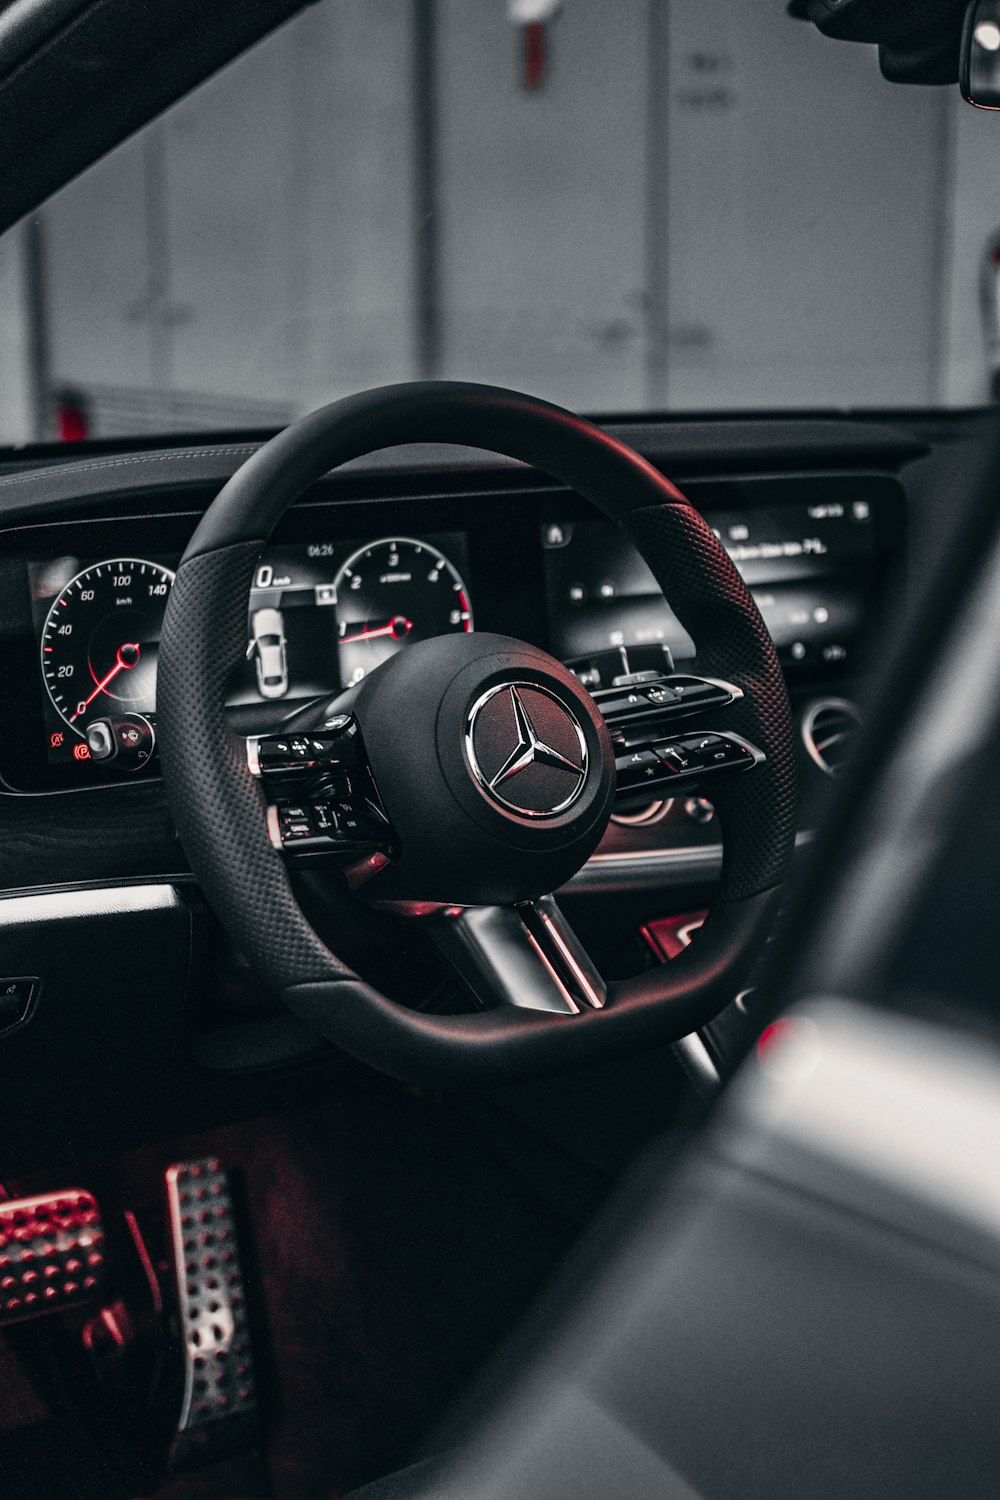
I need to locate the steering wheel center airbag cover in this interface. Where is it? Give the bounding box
[466,682,587,817]
[353,631,615,905]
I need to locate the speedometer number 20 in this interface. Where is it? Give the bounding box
[40,558,175,733]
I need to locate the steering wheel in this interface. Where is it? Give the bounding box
[157,383,796,1085]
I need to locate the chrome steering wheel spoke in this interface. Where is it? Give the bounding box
[410,895,606,1015]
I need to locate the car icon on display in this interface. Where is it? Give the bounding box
[251,607,288,699]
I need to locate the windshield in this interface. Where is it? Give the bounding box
[0,1,994,444]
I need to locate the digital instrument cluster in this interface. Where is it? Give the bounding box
[27,532,472,774]
[14,475,898,792]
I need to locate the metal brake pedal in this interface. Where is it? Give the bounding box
[0,1190,106,1324]
[165,1157,258,1465]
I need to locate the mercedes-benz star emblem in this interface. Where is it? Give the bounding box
[465,682,588,818]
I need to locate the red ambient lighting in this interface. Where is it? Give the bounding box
[756,1016,799,1062]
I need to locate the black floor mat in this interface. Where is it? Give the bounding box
[138,1074,579,1499]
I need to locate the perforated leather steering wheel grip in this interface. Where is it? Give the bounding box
[157,382,796,1085]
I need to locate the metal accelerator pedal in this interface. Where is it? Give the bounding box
[165,1157,258,1465]
[0,1190,106,1323]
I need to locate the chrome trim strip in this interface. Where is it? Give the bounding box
[611,797,672,827]
[164,1165,197,1433]
[266,805,283,850]
[587,843,724,866]
[720,729,767,769]
[800,696,862,776]
[699,675,745,702]
[585,828,813,867]
[521,927,581,1014]
[0,882,180,925]
[538,909,606,1009]
[0,833,812,908]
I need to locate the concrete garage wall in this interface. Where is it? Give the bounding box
[659,2,950,410]
[435,0,949,413]
[163,2,414,412]
[0,2,996,439]
[40,1,413,435]
[434,0,651,412]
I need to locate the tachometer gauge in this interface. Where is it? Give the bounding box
[40,558,175,734]
[333,536,473,686]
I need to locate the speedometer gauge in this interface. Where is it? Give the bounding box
[333,536,472,686]
[40,558,175,734]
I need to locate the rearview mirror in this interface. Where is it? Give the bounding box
[962,0,1000,108]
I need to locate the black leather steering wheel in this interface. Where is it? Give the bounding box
[157,382,796,1085]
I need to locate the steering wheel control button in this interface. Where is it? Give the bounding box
[269,789,392,861]
[596,689,650,717]
[85,720,115,760]
[615,732,764,799]
[0,1191,106,1326]
[655,744,691,770]
[84,712,156,771]
[280,806,314,840]
[566,643,675,693]
[594,674,742,740]
[249,710,395,864]
[247,719,366,779]
[466,682,588,818]
[166,1159,258,1466]
[643,684,679,706]
[614,748,664,789]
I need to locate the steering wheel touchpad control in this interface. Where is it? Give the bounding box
[594,674,765,802]
[247,716,393,872]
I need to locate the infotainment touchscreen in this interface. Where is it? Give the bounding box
[542,487,888,674]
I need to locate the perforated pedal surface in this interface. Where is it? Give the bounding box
[165,1158,257,1459]
[0,1191,105,1324]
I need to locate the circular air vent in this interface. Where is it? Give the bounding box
[611,797,672,827]
[801,698,862,776]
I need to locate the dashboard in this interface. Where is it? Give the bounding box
[0,413,928,1165]
[27,531,474,774]
[0,472,903,798]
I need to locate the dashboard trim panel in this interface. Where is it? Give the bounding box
[0,880,182,924]
[0,430,907,898]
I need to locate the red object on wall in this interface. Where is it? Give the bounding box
[523,21,546,89]
[56,397,89,443]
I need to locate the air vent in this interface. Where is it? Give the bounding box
[801,698,862,776]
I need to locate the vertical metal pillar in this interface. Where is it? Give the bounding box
[23,214,51,441]
[413,0,441,380]
[645,0,670,411]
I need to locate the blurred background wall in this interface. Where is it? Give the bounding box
[0,0,993,441]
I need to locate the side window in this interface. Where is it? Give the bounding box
[0,0,991,444]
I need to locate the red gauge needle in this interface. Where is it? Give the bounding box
[339,616,413,646]
[70,642,140,721]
